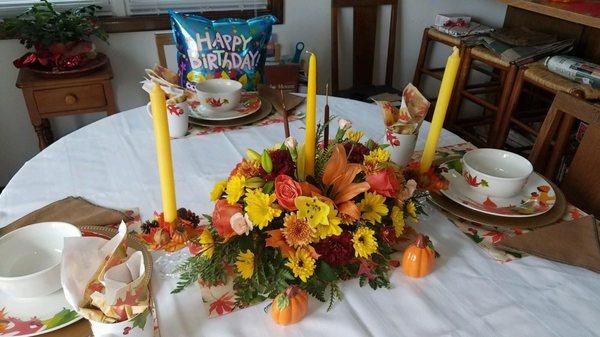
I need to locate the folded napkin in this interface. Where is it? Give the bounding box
[62,222,149,323]
[495,216,600,273]
[258,84,305,115]
[0,196,131,337]
[376,83,430,135]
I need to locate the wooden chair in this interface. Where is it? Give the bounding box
[493,62,600,149]
[155,33,174,68]
[331,0,398,101]
[447,45,518,147]
[529,92,600,216]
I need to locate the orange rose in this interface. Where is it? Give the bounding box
[212,199,242,238]
[366,167,400,198]
[275,174,302,211]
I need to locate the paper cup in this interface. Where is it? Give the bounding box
[385,131,417,166]
[89,309,153,337]
[166,102,189,138]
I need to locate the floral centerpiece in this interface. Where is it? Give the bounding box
[1,0,108,71]
[172,119,432,312]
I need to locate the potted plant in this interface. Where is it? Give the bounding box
[0,0,108,75]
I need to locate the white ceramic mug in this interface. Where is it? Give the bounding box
[384,131,417,167]
[462,148,533,198]
[89,309,153,337]
[195,79,242,113]
[165,102,189,138]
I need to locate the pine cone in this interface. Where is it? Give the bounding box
[141,219,159,234]
[177,208,200,227]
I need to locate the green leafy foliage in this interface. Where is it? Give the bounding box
[0,0,108,48]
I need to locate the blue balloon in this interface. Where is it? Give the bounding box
[169,11,276,91]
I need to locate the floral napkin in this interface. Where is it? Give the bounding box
[376,83,430,135]
[61,222,149,323]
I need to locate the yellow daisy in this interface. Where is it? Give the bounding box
[363,148,390,165]
[199,229,214,258]
[353,227,378,258]
[314,200,342,239]
[226,175,246,204]
[285,247,316,282]
[295,196,330,228]
[245,189,282,229]
[406,200,418,223]
[210,179,227,201]
[282,213,315,247]
[391,206,405,237]
[345,130,364,143]
[235,250,254,279]
[358,192,389,223]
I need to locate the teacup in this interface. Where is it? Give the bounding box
[0,222,81,298]
[462,148,533,198]
[195,79,242,113]
[89,309,153,337]
[384,130,417,166]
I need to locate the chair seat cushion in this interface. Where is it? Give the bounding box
[470,46,510,68]
[335,85,400,102]
[427,28,462,46]
[524,62,600,100]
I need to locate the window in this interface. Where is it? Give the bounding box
[0,0,283,32]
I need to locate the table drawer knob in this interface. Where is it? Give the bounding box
[64,94,78,105]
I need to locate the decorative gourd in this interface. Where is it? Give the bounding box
[271,286,308,325]
[401,234,435,278]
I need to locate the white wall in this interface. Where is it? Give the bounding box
[0,0,506,186]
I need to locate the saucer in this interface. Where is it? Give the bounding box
[189,92,261,121]
[440,159,556,218]
[0,288,81,336]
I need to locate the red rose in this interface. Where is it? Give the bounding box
[366,166,400,198]
[274,174,302,211]
[212,199,242,238]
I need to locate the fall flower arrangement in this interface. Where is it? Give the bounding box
[172,120,427,310]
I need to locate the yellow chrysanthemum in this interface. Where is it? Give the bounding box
[282,213,315,247]
[210,179,227,201]
[199,229,214,258]
[358,192,389,223]
[364,148,390,165]
[391,206,405,237]
[353,227,378,258]
[406,200,418,223]
[226,175,246,204]
[314,200,342,239]
[235,250,254,279]
[245,189,282,229]
[345,130,364,143]
[285,247,316,282]
[295,196,330,228]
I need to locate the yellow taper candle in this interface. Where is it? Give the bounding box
[304,52,317,176]
[420,47,461,173]
[150,83,177,222]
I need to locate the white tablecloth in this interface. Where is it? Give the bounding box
[1,96,599,337]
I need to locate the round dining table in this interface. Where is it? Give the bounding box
[1,96,599,337]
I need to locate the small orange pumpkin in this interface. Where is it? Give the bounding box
[271,285,308,325]
[402,234,435,278]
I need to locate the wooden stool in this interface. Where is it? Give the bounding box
[16,61,116,150]
[494,62,600,150]
[447,46,518,147]
[412,27,462,93]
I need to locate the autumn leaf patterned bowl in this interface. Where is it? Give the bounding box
[0,222,81,298]
[462,148,533,198]
[195,79,242,114]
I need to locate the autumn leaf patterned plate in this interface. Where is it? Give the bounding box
[0,289,81,336]
[439,159,556,218]
[189,92,262,121]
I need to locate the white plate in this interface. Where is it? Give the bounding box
[440,159,556,218]
[0,288,81,336]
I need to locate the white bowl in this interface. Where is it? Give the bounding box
[462,148,533,198]
[195,79,242,113]
[0,222,81,298]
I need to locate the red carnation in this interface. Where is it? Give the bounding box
[343,142,369,163]
[261,149,295,180]
[314,231,355,267]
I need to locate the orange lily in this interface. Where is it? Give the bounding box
[265,229,294,257]
[338,201,360,221]
[322,144,370,204]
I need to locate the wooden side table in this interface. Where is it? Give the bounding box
[16,61,117,150]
